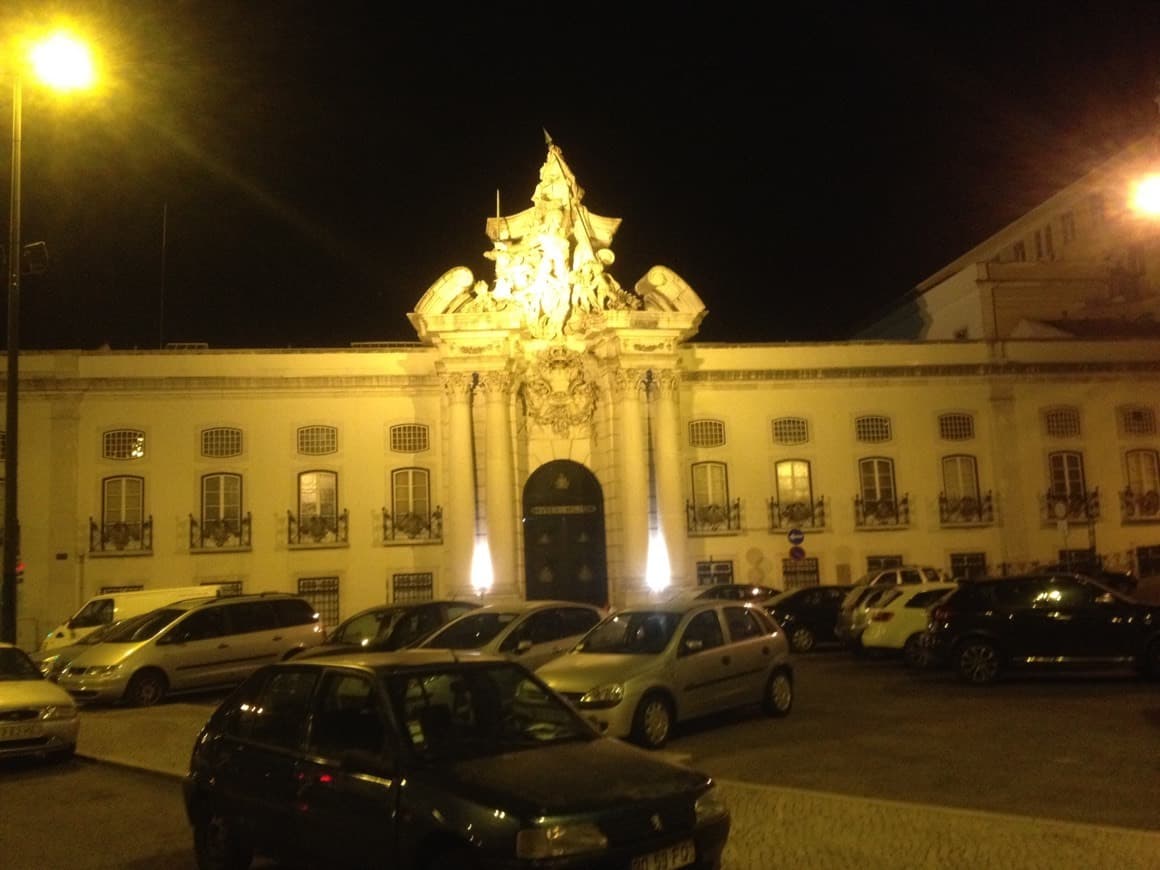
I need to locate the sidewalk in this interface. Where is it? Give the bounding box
[78,702,1160,870]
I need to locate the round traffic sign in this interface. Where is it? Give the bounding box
[787,528,805,545]
[789,545,806,561]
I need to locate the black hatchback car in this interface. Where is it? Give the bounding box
[184,650,730,870]
[922,572,1160,685]
[763,584,852,652]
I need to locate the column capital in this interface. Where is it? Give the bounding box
[610,366,649,399]
[477,370,515,397]
[653,368,681,398]
[440,372,475,400]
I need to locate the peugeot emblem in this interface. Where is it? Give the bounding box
[650,813,664,832]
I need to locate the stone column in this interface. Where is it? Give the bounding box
[615,367,650,598]
[480,371,518,595]
[652,369,686,586]
[441,373,476,592]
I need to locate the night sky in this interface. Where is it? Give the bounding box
[7,1,1160,349]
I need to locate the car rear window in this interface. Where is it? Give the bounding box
[272,598,319,627]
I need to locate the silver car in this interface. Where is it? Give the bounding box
[537,599,793,749]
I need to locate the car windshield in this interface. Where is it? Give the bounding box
[384,662,594,761]
[575,611,680,654]
[79,620,124,645]
[330,608,403,646]
[422,611,517,649]
[0,647,42,680]
[100,609,183,643]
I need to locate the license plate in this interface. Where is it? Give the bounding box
[631,839,695,870]
[0,722,41,740]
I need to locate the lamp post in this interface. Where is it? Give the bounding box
[2,33,94,644]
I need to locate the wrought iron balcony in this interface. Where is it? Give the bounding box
[287,509,349,547]
[1119,487,1160,523]
[938,492,994,526]
[854,495,909,529]
[89,517,153,554]
[768,497,826,531]
[1043,489,1099,523]
[686,498,741,535]
[189,513,252,551]
[382,506,443,543]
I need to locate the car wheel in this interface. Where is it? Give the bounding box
[193,807,253,870]
[790,626,815,653]
[125,669,168,707]
[954,639,1001,685]
[902,634,928,668]
[763,669,793,717]
[631,692,673,749]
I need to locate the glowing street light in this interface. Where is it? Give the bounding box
[2,30,96,644]
[1130,174,1160,216]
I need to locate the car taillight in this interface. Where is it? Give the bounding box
[930,605,952,622]
[869,612,893,622]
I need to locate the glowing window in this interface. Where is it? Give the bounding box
[103,429,145,460]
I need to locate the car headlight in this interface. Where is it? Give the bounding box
[41,704,77,721]
[36,656,59,678]
[579,683,623,708]
[83,664,121,677]
[516,823,608,859]
[695,784,728,824]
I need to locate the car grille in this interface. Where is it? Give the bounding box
[0,709,39,722]
[599,797,696,846]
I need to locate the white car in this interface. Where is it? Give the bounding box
[860,582,960,665]
[537,599,794,749]
[0,643,79,761]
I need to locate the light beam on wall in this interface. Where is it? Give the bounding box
[471,536,494,596]
[645,528,671,593]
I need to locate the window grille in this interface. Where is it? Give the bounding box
[1119,405,1156,436]
[392,573,434,603]
[688,419,726,448]
[781,557,820,590]
[938,413,974,441]
[205,580,243,596]
[950,553,987,580]
[695,561,733,586]
[772,417,809,445]
[867,555,903,571]
[297,425,338,455]
[390,424,430,453]
[855,415,891,443]
[104,429,146,460]
[201,427,243,457]
[297,576,340,628]
[1043,407,1080,438]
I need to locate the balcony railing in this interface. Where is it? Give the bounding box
[854,495,909,529]
[686,499,742,535]
[382,506,443,543]
[189,513,252,550]
[768,497,826,531]
[1119,487,1160,523]
[1043,489,1099,523]
[287,509,349,547]
[938,492,994,526]
[89,517,153,554]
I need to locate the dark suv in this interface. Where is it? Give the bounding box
[923,572,1160,685]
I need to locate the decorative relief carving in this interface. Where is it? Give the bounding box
[610,367,649,399]
[440,372,475,399]
[653,369,681,397]
[477,371,515,396]
[522,347,598,436]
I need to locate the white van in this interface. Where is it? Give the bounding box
[41,585,226,652]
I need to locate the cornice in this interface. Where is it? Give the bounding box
[683,361,1160,382]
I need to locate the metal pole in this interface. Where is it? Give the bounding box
[3,74,22,644]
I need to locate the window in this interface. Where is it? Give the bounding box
[391,467,432,529]
[1126,449,1160,495]
[298,576,340,629]
[723,606,764,641]
[859,457,896,503]
[855,415,891,443]
[297,425,338,455]
[680,610,725,653]
[691,461,730,520]
[696,560,734,586]
[772,417,809,445]
[228,601,280,634]
[1012,240,1026,262]
[201,427,242,458]
[103,429,145,460]
[781,557,819,590]
[867,555,903,571]
[171,608,226,642]
[202,473,242,531]
[938,413,974,441]
[941,455,980,504]
[1043,407,1081,438]
[230,668,319,750]
[1048,451,1086,498]
[309,672,384,758]
[1034,225,1054,260]
[775,459,813,509]
[1119,405,1156,436]
[688,419,726,448]
[390,423,429,453]
[299,469,338,527]
[103,476,144,535]
[392,572,434,602]
[1061,211,1076,243]
[950,552,987,580]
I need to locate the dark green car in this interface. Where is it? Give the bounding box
[184,649,730,869]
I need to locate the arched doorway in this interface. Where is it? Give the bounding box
[523,460,608,607]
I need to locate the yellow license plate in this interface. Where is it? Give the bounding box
[630,839,695,870]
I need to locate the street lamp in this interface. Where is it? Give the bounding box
[2,32,94,644]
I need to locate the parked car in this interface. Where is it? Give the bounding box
[835,566,945,649]
[860,582,960,664]
[834,585,902,650]
[537,599,793,749]
[415,599,604,671]
[922,572,1160,685]
[1041,565,1138,598]
[30,617,126,681]
[693,583,782,603]
[57,593,324,706]
[763,584,852,652]
[184,650,731,870]
[0,643,79,761]
[292,599,481,661]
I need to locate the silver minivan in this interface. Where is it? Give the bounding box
[57,594,324,706]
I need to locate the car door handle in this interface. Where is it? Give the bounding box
[217,643,229,649]
[272,635,283,641]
